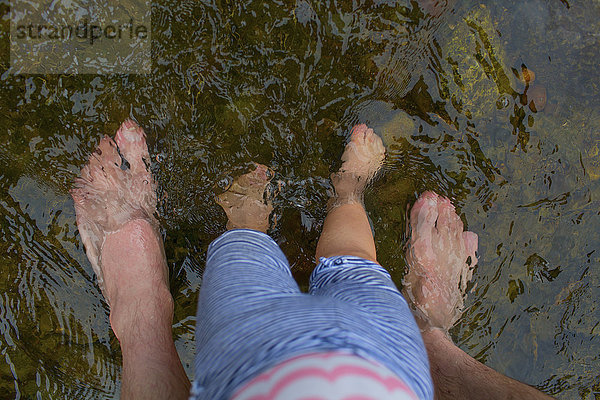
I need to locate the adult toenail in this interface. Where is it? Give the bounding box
[122,130,138,142]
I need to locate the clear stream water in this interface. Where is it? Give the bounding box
[0,0,599,398]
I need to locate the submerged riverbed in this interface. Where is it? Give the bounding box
[0,0,599,398]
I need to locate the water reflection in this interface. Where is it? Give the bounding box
[0,0,598,398]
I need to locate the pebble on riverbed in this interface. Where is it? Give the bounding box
[518,65,536,84]
[526,85,547,112]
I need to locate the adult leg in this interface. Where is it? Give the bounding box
[404,191,554,399]
[71,121,190,400]
[315,124,385,263]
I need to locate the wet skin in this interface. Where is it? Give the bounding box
[71,120,190,400]
[72,121,553,399]
[405,191,554,399]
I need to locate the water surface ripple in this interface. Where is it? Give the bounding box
[0,0,599,398]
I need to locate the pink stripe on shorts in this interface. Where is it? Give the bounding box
[232,351,419,400]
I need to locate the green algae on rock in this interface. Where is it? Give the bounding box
[380,111,416,146]
[439,4,517,122]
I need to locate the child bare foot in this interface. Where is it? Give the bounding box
[330,124,385,208]
[70,120,168,308]
[217,163,273,233]
[403,191,478,333]
[315,124,385,262]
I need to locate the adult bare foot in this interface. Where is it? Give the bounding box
[217,163,273,233]
[71,120,189,399]
[329,124,386,208]
[404,192,554,399]
[403,191,478,333]
[71,119,165,307]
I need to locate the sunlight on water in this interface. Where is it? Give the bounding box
[0,0,599,398]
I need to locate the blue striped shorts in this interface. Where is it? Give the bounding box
[190,229,433,400]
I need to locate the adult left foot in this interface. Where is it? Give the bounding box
[71,120,169,321]
[72,121,190,400]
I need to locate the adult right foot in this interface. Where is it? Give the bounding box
[405,193,556,400]
[403,191,478,332]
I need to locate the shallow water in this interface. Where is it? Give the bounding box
[1,0,599,398]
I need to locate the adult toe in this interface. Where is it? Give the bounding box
[411,191,439,230]
[350,124,369,142]
[115,119,150,173]
[463,231,478,267]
